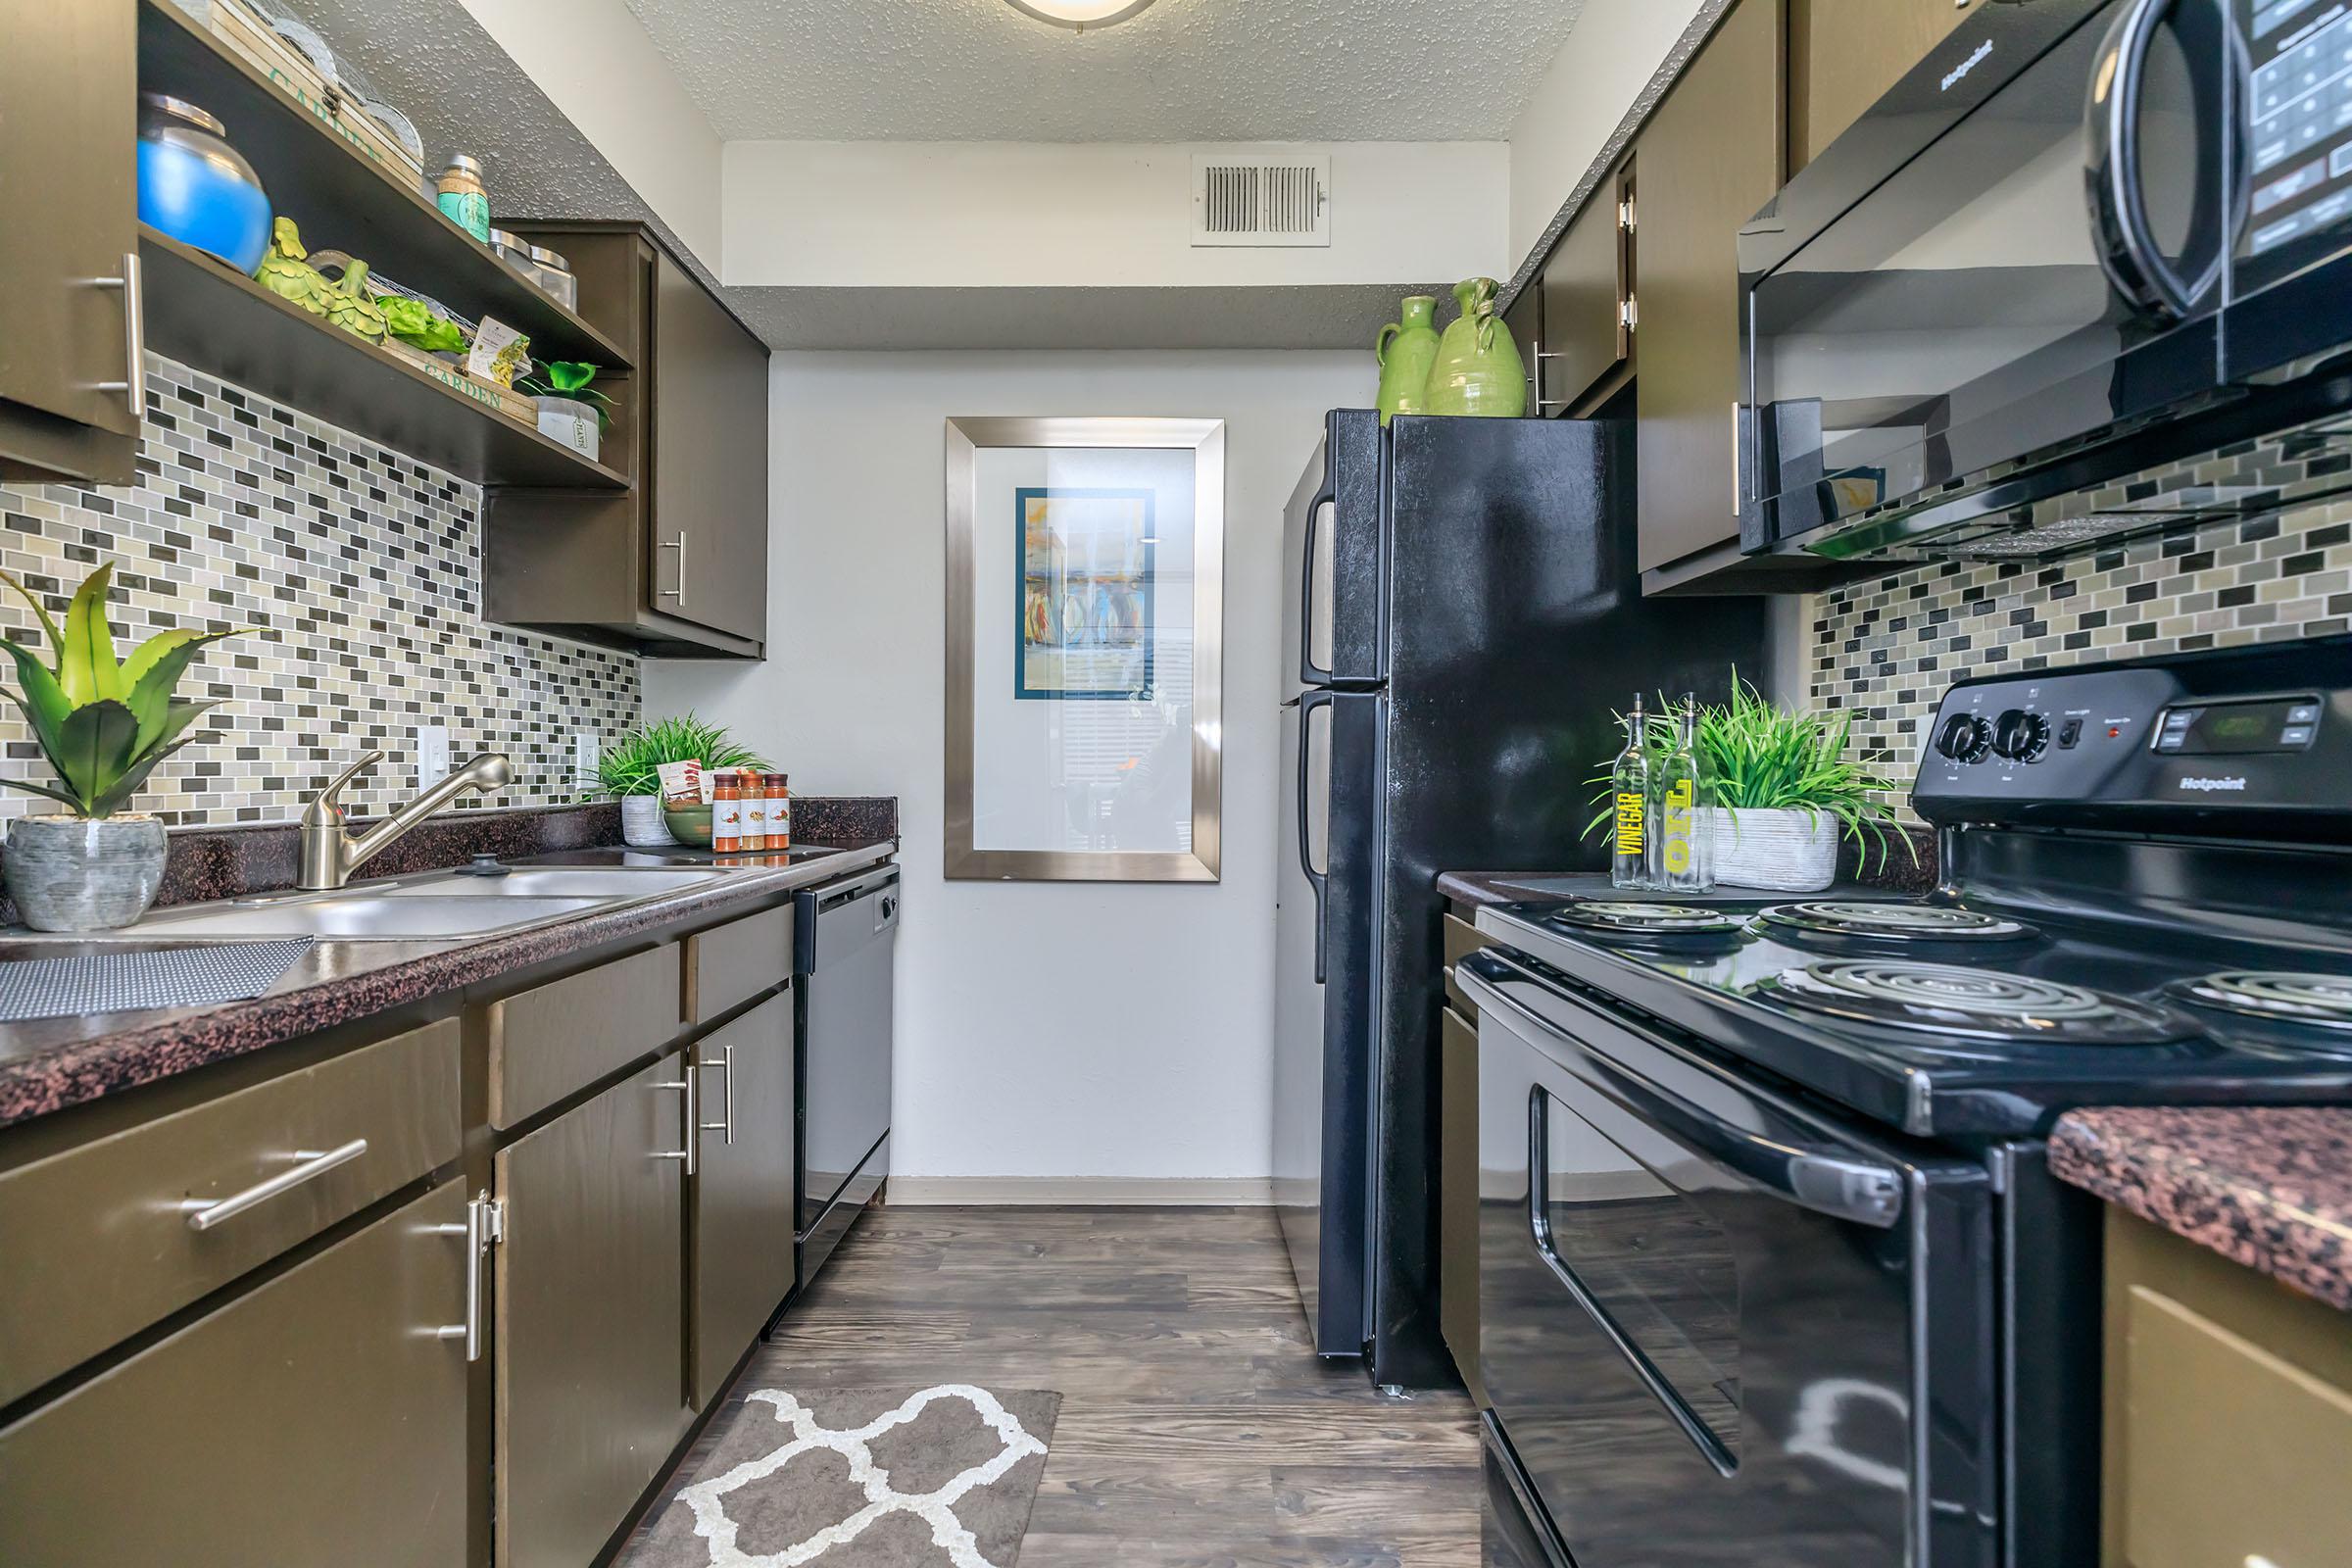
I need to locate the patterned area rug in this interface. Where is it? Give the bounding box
[625,1385,1061,1567]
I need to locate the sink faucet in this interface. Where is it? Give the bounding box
[299,750,514,891]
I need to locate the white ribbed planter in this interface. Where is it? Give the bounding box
[1708,807,1838,892]
[619,795,677,847]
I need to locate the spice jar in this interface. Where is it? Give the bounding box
[435,155,490,241]
[766,773,790,850]
[741,772,768,853]
[711,768,742,855]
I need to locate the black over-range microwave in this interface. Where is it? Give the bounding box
[1741,0,2352,564]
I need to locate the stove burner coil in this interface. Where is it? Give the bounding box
[1550,901,1742,937]
[2173,971,2352,1030]
[1758,959,2193,1044]
[1759,902,2031,941]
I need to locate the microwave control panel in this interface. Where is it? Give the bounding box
[2244,0,2352,256]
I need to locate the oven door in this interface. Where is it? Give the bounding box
[1745,0,2237,560]
[1460,952,1997,1568]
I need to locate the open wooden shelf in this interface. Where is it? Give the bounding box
[139,227,631,490]
[136,0,633,372]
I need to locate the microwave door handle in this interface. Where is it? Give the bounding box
[2087,0,2235,318]
[1460,964,1906,1230]
[1296,690,1334,984]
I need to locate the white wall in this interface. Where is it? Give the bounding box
[459,0,725,267]
[722,141,1508,289]
[647,351,1370,1188]
[1506,0,1709,266]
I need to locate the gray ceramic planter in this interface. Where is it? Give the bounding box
[3,814,170,932]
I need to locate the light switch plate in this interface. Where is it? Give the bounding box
[416,724,451,791]
[572,731,599,795]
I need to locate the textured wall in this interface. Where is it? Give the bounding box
[1811,441,2352,821]
[0,356,639,828]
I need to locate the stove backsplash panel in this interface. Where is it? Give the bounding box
[0,356,641,828]
[1813,434,2352,825]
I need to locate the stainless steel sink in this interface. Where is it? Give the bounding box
[132,894,611,941]
[374,868,727,900]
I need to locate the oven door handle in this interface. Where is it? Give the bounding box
[1460,964,1906,1230]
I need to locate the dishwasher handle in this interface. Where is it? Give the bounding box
[803,867,902,969]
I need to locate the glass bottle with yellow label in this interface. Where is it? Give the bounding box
[1650,694,1713,892]
[1609,695,1651,889]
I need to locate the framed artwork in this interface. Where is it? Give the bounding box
[946,416,1225,883]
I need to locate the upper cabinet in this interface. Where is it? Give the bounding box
[488,224,770,659]
[1788,0,1981,173]
[1536,159,1636,416]
[1632,0,1785,588]
[0,0,139,484]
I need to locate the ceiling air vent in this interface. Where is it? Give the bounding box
[1192,155,1331,247]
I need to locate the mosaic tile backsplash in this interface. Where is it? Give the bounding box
[0,356,640,827]
[1811,438,2352,823]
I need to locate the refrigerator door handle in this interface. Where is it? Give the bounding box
[1296,689,1334,984]
[1298,473,1336,687]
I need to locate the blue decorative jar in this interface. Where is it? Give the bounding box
[137,93,271,274]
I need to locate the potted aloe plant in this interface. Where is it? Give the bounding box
[519,361,617,462]
[1589,681,1913,892]
[599,712,769,848]
[0,564,243,930]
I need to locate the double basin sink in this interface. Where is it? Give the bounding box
[122,865,734,942]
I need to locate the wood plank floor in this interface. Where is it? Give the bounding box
[649,1205,1482,1567]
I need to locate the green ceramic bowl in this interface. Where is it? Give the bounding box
[662,804,713,848]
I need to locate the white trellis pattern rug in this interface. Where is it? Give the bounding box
[625,1385,1061,1567]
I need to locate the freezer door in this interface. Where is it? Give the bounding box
[1272,690,1383,1356]
[1283,409,1386,690]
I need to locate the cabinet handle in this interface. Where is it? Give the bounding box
[696,1043,735,1146]
[652,1072,697,1174]
[660,534,686,605]
[428,1191,504,1361]
[1532,349,1570,415]
[181,1138,368,1231]
[1731,402,1743,518]
[87,252,146,420]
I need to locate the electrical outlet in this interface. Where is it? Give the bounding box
[416,725,451,792]
[572,731,599,795]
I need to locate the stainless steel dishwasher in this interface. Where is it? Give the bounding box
[794,864,898,1286]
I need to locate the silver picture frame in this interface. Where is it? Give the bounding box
[945,416,1226,882]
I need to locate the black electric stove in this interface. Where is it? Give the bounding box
[1467,636,2352,1568]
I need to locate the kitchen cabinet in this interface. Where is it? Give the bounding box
[1789,0,1980,172]
[0,1180,472,1566]
[0,0,138,483]
[1536,160,1635,416]
[494,1052,692,1568]
[691,990,799,1406]
[2100,1209,2352,1568]
[1633,0,1786,588]
[488,223,770,659]
[1502,282,1542,420]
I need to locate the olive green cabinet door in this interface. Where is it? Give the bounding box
[649,252,769,644]
[0,0,138,481]
[495,1054,690,1568]
[693,990,799,1406]
[1634,0,1784,575]
[0,1181,471,1566]
[1790,0,1980,171]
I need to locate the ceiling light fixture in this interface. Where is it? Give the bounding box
[1004,0,1157,30]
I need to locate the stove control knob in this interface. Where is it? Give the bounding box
[1936,713,1992,762]
[1993,709,2050,761]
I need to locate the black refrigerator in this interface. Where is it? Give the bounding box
[1273,409,1768,1387]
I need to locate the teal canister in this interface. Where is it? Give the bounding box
[1424,277,1527,417]
[1374,295,1442,424]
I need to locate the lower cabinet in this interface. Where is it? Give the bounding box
[495,1053,691,1568]
[692,988,799,1406]
[0,1179,472,1565]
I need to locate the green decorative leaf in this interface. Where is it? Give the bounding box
[90,729,212,818]
[0,568,65,659]
[122,629,244,753]
[59,563,124,706]
[545,361,598,394]
[0,774,85,810]
[0,633,71,737]
[50,699,140,808]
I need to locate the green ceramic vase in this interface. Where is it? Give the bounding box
[1374,295,1442,424]
[1423,277,1526,418]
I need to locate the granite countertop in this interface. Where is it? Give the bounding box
[2052,1106,2352,1313]
[0,800,898,1131]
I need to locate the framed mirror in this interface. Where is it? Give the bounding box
[944,416,1225,882]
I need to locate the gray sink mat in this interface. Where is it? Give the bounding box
[0,938,316,1022]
